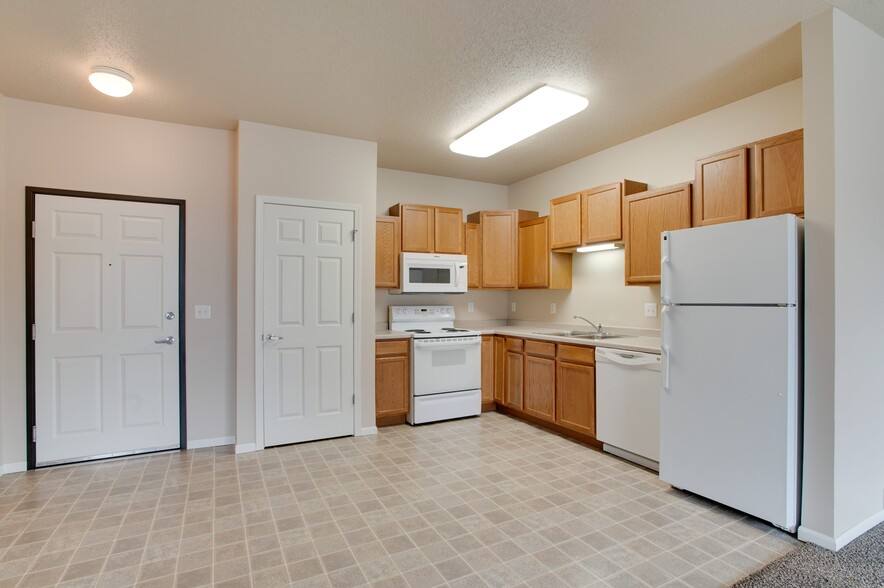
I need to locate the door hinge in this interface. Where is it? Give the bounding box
[31,221,36,239]
[351,229,358,242]
[31,324,36,341]
[351,312,355,324]
[352,394,356,405]
[32,426,36,443]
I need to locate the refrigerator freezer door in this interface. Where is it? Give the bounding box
[661,215,798,305]
[660,305,799,531]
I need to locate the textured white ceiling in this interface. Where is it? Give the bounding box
[0,0,881,185]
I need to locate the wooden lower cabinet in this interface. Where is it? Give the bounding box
[481,336,599,442]
[555,360,596,437]
[375,339,410,426]
[493,336,506,403]
[504,346,523,409]
[480,335,495,408]
[523,355,555,422]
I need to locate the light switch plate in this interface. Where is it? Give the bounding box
[511,302,517,313]
[550,303,557,314]
[467,302,475,312]
[644,303,657,318]
[195,305,212,320]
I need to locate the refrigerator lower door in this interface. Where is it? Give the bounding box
[660,305,799,531]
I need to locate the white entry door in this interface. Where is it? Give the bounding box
[34,194,181,466]
[262,203,355,447]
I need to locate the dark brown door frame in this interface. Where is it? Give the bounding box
[25,187,187,470]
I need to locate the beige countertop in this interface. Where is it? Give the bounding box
[375,325,661,353]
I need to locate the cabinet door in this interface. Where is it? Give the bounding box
[694,148,748,226]
[375,216,400,288]
[464,222,482,289]
[524,355,555,422]
[493,336,505,403]
[752,129,804,218]
[480,211,519,288]
[434,207,464,253]
[549,192,582,250]
[504,350,523,409]
[556,361,595,437]
[481,335,494,404]
[624,183,692,285]
[582,183,623,244]
[518,217,549,288]
[375,355,409,419]
[394,204,434,253]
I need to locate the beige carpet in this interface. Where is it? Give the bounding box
[732,521,884,587]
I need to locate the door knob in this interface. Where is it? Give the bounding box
[266,334,284,341]
[154,336,176,345]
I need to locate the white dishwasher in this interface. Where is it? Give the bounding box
[596,347,662,471]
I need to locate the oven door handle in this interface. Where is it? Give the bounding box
[413,338,481,349]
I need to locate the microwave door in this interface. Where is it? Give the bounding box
[404,261,461,293]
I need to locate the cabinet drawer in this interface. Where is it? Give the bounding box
[506,337,524,352]
[524,339,555,358]
[376,339,409,357]
[556,344,594,365]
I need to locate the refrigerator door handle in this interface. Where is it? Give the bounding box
[661,345,670,391]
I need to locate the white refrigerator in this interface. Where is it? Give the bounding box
[659,214,802,532]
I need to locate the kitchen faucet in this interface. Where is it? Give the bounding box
[573,315,604,337]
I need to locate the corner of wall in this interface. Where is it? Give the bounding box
[0,92,6,472]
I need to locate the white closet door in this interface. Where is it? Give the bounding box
[34,194,180,466]
[262,203,355,447]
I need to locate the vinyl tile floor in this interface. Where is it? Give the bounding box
[0,413,801,588]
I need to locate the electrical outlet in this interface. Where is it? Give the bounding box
[511,302,517,313]
[195,305,212,320]
[550,303,557,314]
[644,303,657,318]
[467,302,475,313]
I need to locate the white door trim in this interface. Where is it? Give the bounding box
[254,195,362,451]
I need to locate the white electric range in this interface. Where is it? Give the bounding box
[389,305,482,424]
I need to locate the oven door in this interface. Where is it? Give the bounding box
[412,337,481,395]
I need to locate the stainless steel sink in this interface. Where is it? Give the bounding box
[533,330,594,337]
[532,331,635,340]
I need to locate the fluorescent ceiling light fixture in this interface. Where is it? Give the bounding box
[88,66,134,97]
[576,242,621,253]
[450,85,588,158]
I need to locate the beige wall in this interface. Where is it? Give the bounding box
[0,92,5,470]
[236,121,378,448]
[0,99,237,469]
[506,79,804,330]
[801,8,884,548]
[376,168,509,326]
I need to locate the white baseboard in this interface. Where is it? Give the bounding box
[235,442,257,454]
[798,508,884,551]
[187,436,235,450]
[0,462,27,476]
[356,426,377,437]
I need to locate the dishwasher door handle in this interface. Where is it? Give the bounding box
[596,349,660,367]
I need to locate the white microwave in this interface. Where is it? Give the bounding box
[391,252,468,294]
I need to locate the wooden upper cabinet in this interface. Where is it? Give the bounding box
[518,216,572,289]
[433,207,464,253]
[467,210,538,289]
[752,129,804,218]
[694,147,748,227]
[624,183,692,285]
[375,216,400,288]
[581,180,647,244]
[464,222,481,289]
[550,180,647,251]
[549,192,582,250]
[389,203,463,253]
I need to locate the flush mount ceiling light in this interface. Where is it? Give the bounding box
[88,66,134,97]
[449,85,588,158]
[576,242,622,253]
